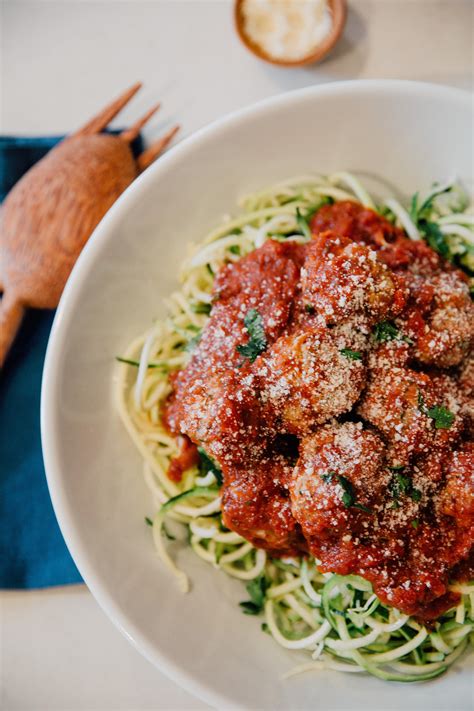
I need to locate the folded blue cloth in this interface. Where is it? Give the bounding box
[0,132,143,588]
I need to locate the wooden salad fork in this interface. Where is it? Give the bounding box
[0,82,179,367]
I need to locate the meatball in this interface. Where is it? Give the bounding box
[310,200,443,274]
[398,271,473,368]
[221,454,306,557]
[438,443,474,527]
[302,232,406,329]
[357,356,462,465]
[165,369,263,467]
[258,325,367,435]
[290,422,389,572]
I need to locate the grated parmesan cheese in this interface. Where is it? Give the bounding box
[241,0,333,62]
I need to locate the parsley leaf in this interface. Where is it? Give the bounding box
[372,321,413,345]
[236,309,267,362]
[391,472,422,504]
[239,575,268,615]
[229,244,241,255]
[419,220,450,259]
[411,519,420,529]
[239,601,261,615]
[338,476,356,508]
[425,405,455,429]
[418,392,454,429]
[197,446,223,486]
[340,348,363,361]
[373,321,399,342]
[321,473,371,513]
[305,303,315,314]
[145,516,153,526]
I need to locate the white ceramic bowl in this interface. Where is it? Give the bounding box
[42,81,473,710]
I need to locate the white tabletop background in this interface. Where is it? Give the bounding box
[1,1,473,709]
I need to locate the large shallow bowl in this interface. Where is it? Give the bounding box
[42,81,473,710]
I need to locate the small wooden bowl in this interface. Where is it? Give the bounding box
[234,0,347,68]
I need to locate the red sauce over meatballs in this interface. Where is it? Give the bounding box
[164,202,474,619]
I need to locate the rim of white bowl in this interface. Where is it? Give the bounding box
[41,79,472,709]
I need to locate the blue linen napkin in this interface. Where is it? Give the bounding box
[0,133,143,588]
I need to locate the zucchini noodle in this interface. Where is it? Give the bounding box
[115,172,473,682]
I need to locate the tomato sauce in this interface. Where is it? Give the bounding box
[164,202,474,618]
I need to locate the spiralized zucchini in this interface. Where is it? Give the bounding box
[115,172,473,681]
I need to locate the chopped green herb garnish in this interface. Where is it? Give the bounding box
[410,488,422,502]
[418,392,454,429]
[191,302,212,315]
[206,264,214,277]
[239,601,262,615]
[261,622,270,634]
[239,575,268,615]
[373,321,399,342]
[411,519,420,529]
[339,348,362,361]
[338,475,356,508]
[425,405,455,429]
[321,473,370,512]
[197,446,223,487]
[246,575,268,607]
[420,220,450,259]
[372,321,413,345]
[391,472,422,504]
[236,308,267,362]
[305,303,315,314]
[145,516,153,526]
[229,244,241,255]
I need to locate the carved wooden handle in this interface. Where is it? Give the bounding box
[0,291,25,367]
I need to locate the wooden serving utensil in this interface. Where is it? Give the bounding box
[0,82,179,367]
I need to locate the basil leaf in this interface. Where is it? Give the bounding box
[236,308,267,362]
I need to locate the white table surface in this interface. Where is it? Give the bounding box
[1,1,473,709]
